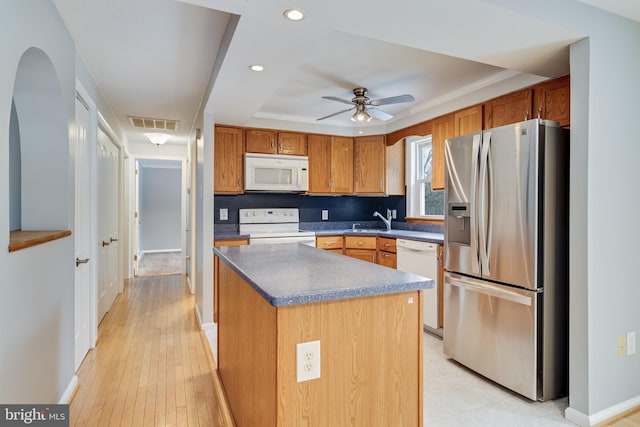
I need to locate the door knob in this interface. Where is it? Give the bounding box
[102,240,110,247]
[76,257,90,267]
[110,237,118,243]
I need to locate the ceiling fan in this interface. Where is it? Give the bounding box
[317,87,415,122]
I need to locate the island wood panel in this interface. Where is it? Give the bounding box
[276,291,423,427]
[354,135,386,194]
[218,263,277,427]
[213,238,249,322]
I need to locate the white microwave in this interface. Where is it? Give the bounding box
[244,153,308,192]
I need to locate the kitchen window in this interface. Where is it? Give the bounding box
[405,136,444,219]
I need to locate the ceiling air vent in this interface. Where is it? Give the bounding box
[128,116,179,131]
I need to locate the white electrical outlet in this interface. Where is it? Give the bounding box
[296,340,320,382]
[618,336,627,357]
[220,208,228,221]
[627,331,636,356]
[392,209,397,219]
[321,210,329,221]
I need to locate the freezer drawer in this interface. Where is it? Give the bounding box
[443,272,540,401]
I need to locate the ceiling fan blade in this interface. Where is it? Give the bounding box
[316,107,355,121]
[367,108,394,121]
[321,96,355,105]
[369,94,415,106]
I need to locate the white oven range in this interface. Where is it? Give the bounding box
[239,208,316,246]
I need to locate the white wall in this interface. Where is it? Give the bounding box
[139,164,182,252]
[9,100,21,230]
[0,0,77,402]
[483,0,640,422]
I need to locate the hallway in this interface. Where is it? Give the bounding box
[70,275,232,426]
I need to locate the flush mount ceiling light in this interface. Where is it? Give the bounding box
[145,132,170,146]
[283,8,304,21]
[249,64,264,72]
[351,104,372,122]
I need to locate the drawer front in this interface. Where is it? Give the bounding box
[345,236,377,249]
[377,237,396,253]
[345,248,376,263]
[316,235,344,250]
[377,251,397,268]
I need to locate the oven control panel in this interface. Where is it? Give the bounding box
[239,208,300,224]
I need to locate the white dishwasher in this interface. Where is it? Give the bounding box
[396,239,439,332]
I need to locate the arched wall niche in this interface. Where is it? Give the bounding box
[9,47,70,250]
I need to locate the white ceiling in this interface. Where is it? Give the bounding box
[52,0,639,146]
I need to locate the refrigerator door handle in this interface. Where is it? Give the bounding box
[470,133,482,274]
[447,274,533,306]
[479,131,492,275]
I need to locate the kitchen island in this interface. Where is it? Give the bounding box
[213,243,433,427]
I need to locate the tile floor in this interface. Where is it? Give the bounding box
[424,332,575,426]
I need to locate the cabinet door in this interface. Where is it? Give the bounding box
[345,248,376,263]
[308,134,332,193]
[386,141,405,196]
[214,126,244,194]
[486,88,533,128]
[377,251,397,269]
[354,135,386,194]
[431,114,454,191]
[534,75,569,127]
[278,132,307,155]
[246,129,277,154]
[330,136,354,194]
[345,236,377,250]
[454,105,483,136]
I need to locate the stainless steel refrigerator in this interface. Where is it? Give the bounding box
[443,119,569,401]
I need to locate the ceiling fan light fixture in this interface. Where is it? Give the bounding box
[283,9,304,21]
[249,64,264,72]
[145,132,170,146]
[351,104,372,122]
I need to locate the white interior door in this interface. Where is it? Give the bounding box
[97,127,119,323]
[74,95,91,370]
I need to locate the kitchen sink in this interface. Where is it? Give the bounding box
[347,229,389,233]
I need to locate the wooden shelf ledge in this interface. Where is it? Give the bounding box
[9,230,72,252]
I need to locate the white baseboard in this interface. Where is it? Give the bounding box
[58,375,78,404]
[565,395,640,426]
[194,303,215,331]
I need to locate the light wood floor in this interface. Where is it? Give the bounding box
[603,410,640,427]
[71,275,232,426]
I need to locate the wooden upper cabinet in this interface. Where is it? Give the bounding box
[214,126,244,194]
[277,131,307,155]
[354,135,386,194]
[330,136,354,194]
[308,134,332,193]
[485,88,533,129]
[431,114,454,191]
[246,129,307,155]
[245,129,277,154]
[454,105,483,136]
[534,75,570,127]
[386,141,405,196]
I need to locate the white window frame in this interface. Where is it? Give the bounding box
[405,135,444,220]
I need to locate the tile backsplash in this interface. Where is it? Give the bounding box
[214,193,443,234]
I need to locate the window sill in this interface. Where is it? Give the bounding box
[405,217,444,225]
[9,230,72,252]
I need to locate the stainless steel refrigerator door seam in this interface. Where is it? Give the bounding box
[479,131,492,275]
[470,133,481,275]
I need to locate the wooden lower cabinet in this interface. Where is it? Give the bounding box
[345,236,376,263]
[316,235,344,254]
[377,236,397,269]
[218,263,423,427]
[213,238,249,322]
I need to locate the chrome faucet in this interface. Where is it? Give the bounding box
[373,211,392,231]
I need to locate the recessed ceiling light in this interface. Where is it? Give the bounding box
[249,64,264,72]
[283,9,304,21]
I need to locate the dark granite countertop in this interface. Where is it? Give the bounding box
[213,243,434,307]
